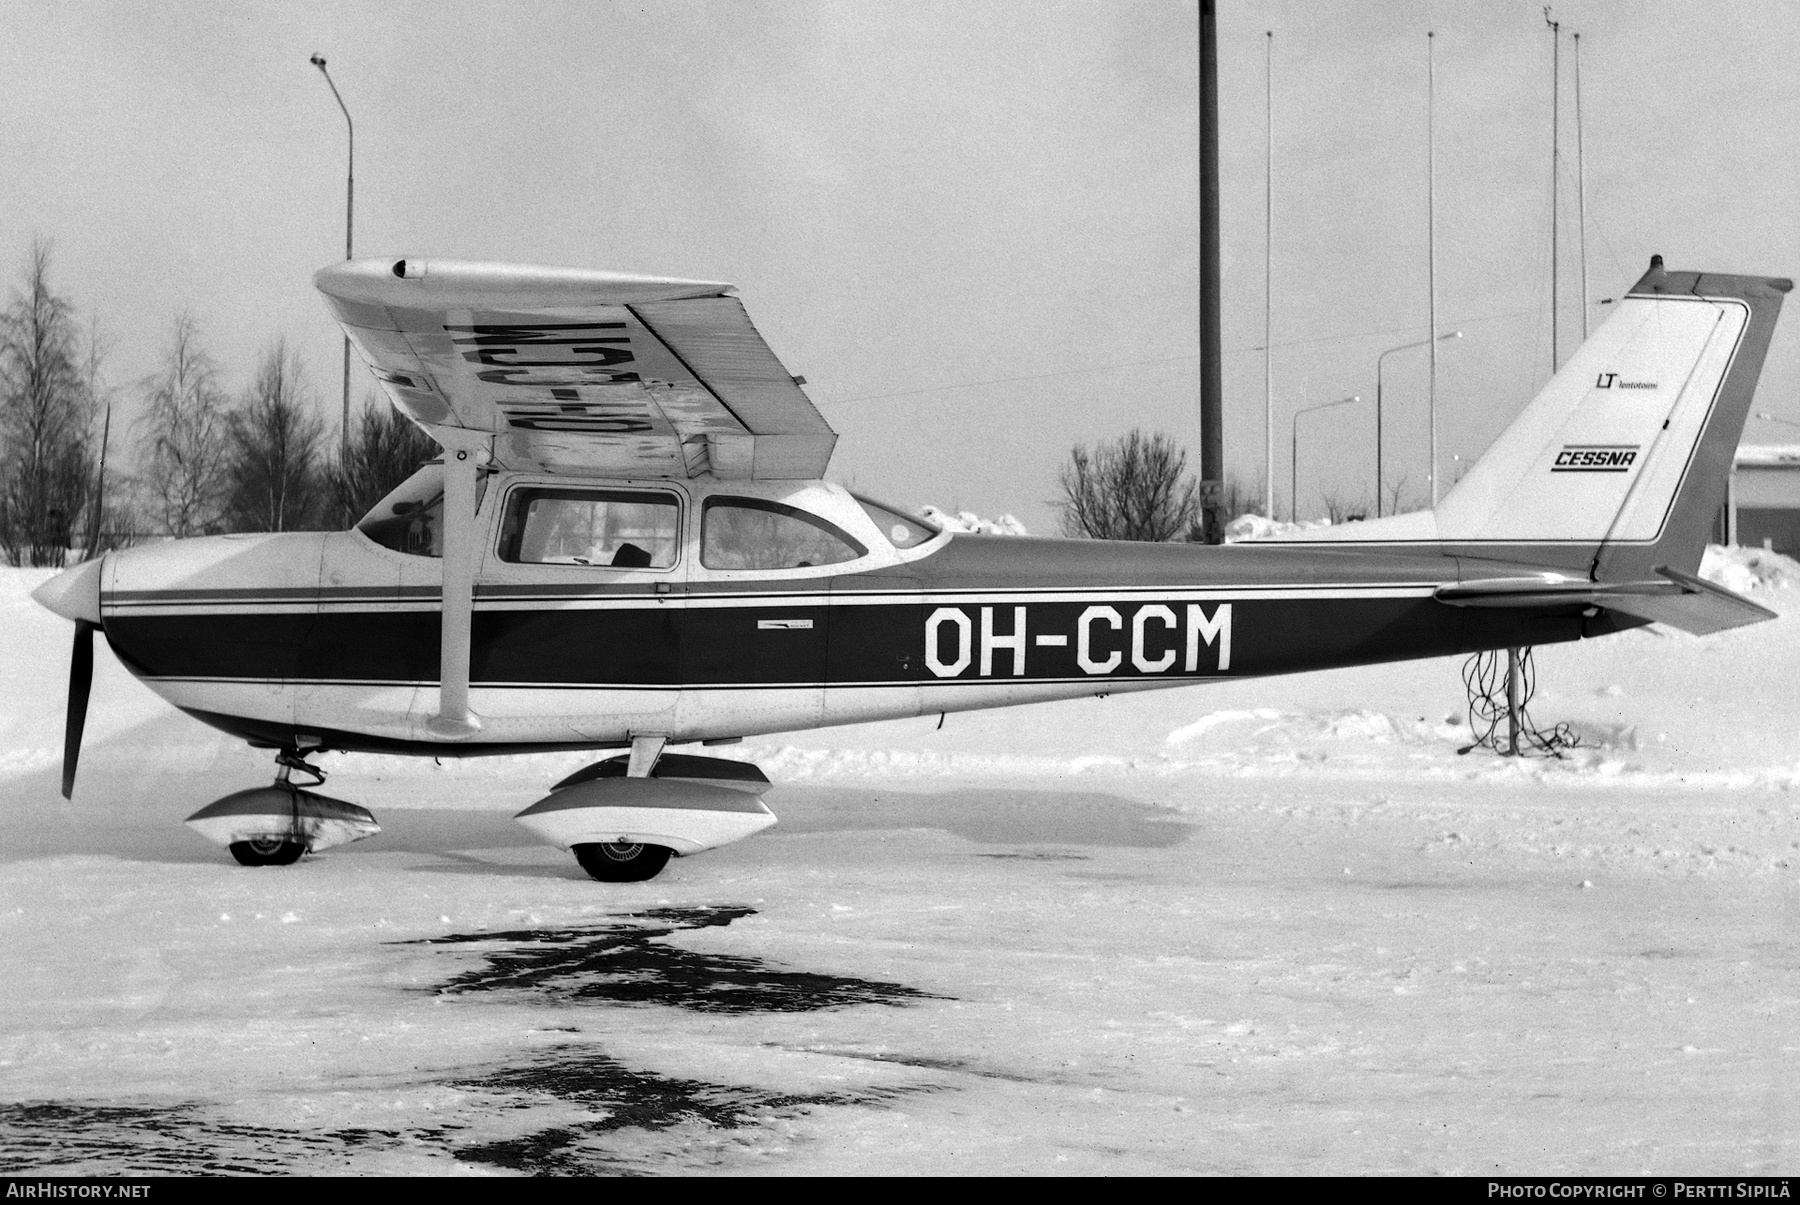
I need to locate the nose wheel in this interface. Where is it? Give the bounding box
[573,841,672,882]
[184,746,381,865]
[223,751,321,865]
[229,835,306,866]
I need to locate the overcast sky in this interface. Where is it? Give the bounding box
[4,0,1797,531]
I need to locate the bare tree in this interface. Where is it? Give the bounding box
[139,313,231,536]
[223,339,326,532]
[1321,492,1370,524]
[1383,471,1412,518]
[1057,428,1198,541]
[331,395,439,527]
[0,242,94,567]
[1217,473,1263,522]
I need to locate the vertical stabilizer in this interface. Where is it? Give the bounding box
[1589,262,1790,581]
[1431,258,1788,577]
[1283,259,1789,578]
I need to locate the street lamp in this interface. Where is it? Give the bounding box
[1375,330,1461,516]
[310,54,354,468]
[1291,394,1362,522]
[1755,411,1800,433]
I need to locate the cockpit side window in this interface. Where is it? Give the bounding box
[701,498,867,571]
[498,488,680,569]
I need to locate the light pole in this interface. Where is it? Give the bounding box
[1291,395,1362,522]
[1375,330,1461,515]
[310,54,354,469]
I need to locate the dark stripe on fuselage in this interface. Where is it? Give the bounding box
[101,535,1642,695]
[101,591,1602,689]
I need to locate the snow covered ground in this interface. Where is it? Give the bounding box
[0,551,1797,1174]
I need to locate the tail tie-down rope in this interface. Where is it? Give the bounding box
[1458,647,1579,758]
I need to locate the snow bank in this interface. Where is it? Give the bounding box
[1699,543,1800,594]
[919,506,1027,536]
[1223,513,1333,542]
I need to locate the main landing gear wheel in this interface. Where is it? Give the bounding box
[573,841,673,883]
[228,836,306,867]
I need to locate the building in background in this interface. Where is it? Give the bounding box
[1721,446,1800,553]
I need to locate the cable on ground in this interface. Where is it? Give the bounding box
[1457,646,1580,758]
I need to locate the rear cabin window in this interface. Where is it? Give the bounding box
[498,488,680,569]
[853,494,938,549]
[701,498,867,571]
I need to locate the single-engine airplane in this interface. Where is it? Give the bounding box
[30,255,1789,880]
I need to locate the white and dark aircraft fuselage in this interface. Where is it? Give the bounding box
[30,256,1791,880]
[88,489,1635,757]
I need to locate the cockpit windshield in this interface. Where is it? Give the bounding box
[356,465,490,558]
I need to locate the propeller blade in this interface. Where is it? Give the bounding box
[62,620,94,800]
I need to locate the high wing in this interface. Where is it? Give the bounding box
[314,258,836,479]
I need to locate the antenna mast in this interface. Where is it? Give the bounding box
[1574,30,1589,340]
[1545,7,1560,371]
[1428,31,1439,506]
[1198,0,1224,541]
[1264,30,1274,519]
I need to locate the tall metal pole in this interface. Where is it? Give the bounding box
[1506,646,1523,756]
[1574,30,1589,341]
[1546,11,1560,371]
[1198,2,1224,542]
[1264,30,1274,519]
[1291,395,1362,521]
[81,321,111,560]
[84,398,111,559]
[311,55,354,469]
[1375,359,1384,517]
[1427,31,1439,506]
[1377,330,1461,518]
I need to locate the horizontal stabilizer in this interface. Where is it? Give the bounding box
[1609,565,1778,635]
[1436,566,1776,635]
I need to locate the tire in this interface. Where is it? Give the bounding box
[573,841,673,883]
[228,836,307,866]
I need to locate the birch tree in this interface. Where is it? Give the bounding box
[224,339,325,531]
[0,241,94,566]
[139,313,231,536]
[332,396,438,527]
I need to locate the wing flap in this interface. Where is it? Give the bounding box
[634,297,836,478]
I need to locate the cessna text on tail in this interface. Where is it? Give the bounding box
[31,255,1789,881]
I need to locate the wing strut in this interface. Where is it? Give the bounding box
[426,429,491,738]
